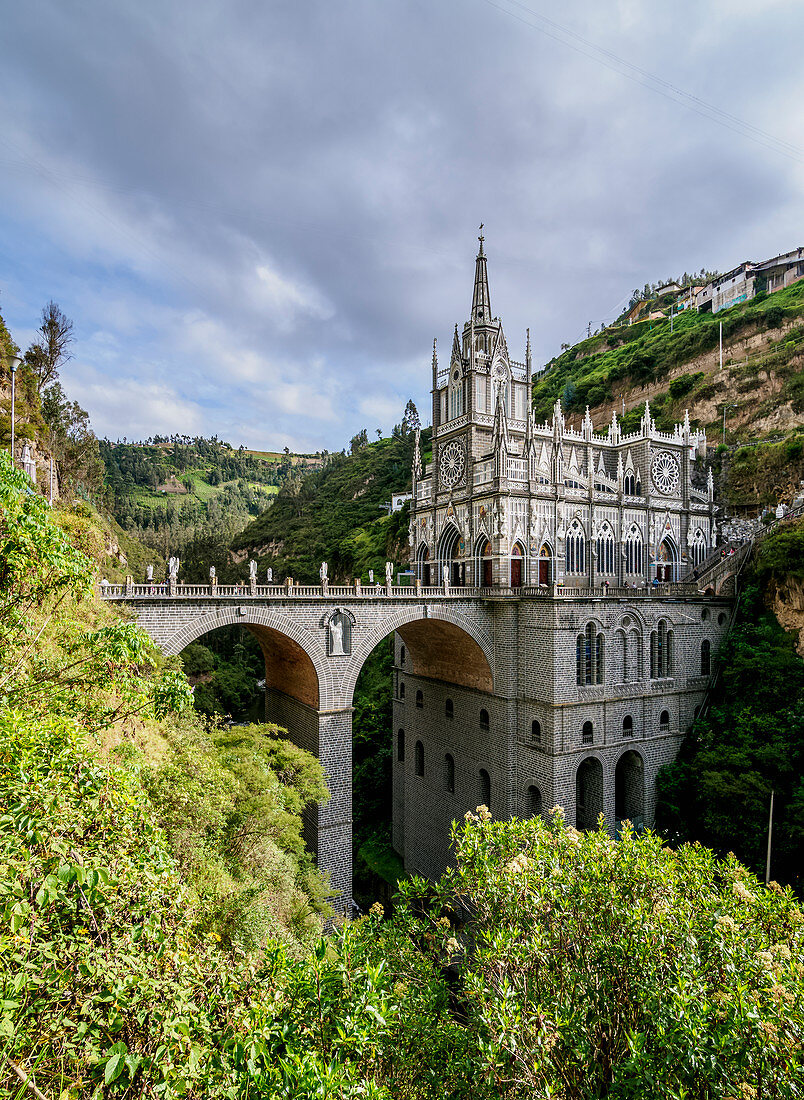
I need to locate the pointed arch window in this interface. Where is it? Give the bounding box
[415,740,424,777]
[448,369,464,420]
[701,639,711,676]
[625,525,643,574]
[596,526,615,574]
[690,529,708,569]
[565,520,585,574]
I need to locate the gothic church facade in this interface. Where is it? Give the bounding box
[393,237,730,879]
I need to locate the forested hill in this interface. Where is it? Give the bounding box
[230,430,428,584]
[537,277,804,449]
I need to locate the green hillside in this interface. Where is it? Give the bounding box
[99,438,322,578]
[230,430,426,584]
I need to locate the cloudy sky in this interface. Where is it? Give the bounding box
[1,0,802,451]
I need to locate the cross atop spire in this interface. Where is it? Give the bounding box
[472,227,492,323]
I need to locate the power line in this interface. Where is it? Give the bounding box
[478,0,804,165]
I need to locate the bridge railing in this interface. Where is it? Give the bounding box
[100,580,708,601]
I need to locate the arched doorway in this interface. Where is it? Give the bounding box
[417,545,431,586]
[438,525,463,587]
[615,750,645,830]
[475,537,493,587]
[576,756,603,830]
[538,542,552,586]
[510,542,524,589]
[655,537,678,582]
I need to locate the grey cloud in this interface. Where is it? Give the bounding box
[0,0,802,448]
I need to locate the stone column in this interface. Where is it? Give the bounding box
[316,707,354,914]
[125,575,133,597]
[265,687,354,915]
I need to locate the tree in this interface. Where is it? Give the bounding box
[350,428,369,453]
[402,398,420,434]
[25,300,74,394]
[372,809,804,1098]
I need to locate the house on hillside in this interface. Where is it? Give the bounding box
[696,247,804,314]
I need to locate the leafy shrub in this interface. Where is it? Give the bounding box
[181,642,217,676]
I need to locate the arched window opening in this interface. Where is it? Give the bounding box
[479,768,491,809]
[576,757,603,831]
[622,715,633,737]
[415,689,424,709]
[479,708,490,731]
[531,719,542,743]
[565,521,586,575]
[628,629,642,682]
[659,710,670,729]
[651,620,671,678]
[399,681,405,700]
[444,753,455,794]
[582,721,594,745]
[615,750,645,828]
[624,472,636,496]
[397,729,405,762]
[526,785,542,817]
[701,639,711,676]
[718,612,727,626]
[577,623,605,685]
[415,740,424,777]
[445,698,454,720]
[616,630,627,683]
[400,644,406,666]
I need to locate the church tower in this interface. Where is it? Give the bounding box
[421,230,532,587]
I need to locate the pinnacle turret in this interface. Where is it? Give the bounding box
[471,225,492,324]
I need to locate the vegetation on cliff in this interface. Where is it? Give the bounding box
[230,429,426,584]
[657,519,804,892]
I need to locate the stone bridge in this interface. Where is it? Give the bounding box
[101,576,736,912]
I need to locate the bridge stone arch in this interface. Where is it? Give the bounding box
[160,605,329,708]
[341,604,495,707]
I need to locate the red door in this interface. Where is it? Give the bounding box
[538,558,549,585]
[511,557,522,588]
[483,558,493,586]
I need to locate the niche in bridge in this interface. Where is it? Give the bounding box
[395,618,493,694]
[615,750,644,828]
[576,756,603,831]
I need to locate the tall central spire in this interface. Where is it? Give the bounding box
[471,224,492,324]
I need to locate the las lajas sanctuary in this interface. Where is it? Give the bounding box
[395,233,732,879]
[103,236,738,909]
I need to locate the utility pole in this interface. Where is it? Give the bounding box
[670,306,674,334]
[8,355,22,465]
[719,321,723,370]
[765,789,774,886]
